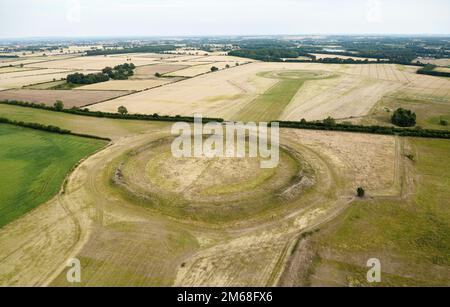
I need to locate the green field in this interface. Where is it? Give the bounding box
[308,138,450,286]
[235,71,331,122]
[0,124,107,228]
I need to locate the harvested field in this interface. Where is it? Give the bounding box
[0,55,78,68]
[0,71,81,90]
[76,79,172,91]
[27,55,159,70]
[0,68,71,80]
[89,62,280,118]
[131,64,189,79]
[413,57,450,66]
[165,62,233,77]
[0,89,128,108]
[90,62,420,121]
[0,67,38,74]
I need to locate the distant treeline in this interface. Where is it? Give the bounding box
[273,120,450,139]
[66,63,136,84]
[417,65,450,78]
[0,55,19,58]
[229,49,313,62]
[0,100,224,124]
[228,37,450,65]
[86,45,177,56]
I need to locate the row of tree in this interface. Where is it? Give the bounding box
[273,117,450,139]
[0,100,224,124]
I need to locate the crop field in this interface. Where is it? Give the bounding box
[76,79,173,91]
[165,62,234,77]
[89,62,438,122]
[131,64,189,79]
[0,89,129,108]
[26,55,159,70]
[0,70,84,90]
[413,57,450,66]
[0,123,107,228]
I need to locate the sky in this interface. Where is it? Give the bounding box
[0,0,449,38]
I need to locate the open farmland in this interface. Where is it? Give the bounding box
[0,89,128,108]
[26,55,159,70]
[0,123,107,228]
[131,64,189,79]
[165,62,234,77]
[0,106,406,286]
[0,71,82,90]
[76,79,173,91]
[90,62,434,122]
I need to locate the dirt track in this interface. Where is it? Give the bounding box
[0,128,399,286]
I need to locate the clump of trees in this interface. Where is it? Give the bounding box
[66,72,110,85]
[66,63,136,85]
[391,108,416,127]
[102,63,136,80]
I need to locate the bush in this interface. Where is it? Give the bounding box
[391,108,416,127]
[440,119,448,126]
[357,187,365,198]
[323,117,336,126]
[54,100,64,111]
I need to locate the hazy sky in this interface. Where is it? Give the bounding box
[1,0,449,38]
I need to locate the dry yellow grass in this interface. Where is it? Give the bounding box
[76,79,172,91]
[0,70,84,90]
[90,62,279,118]
[413,57,450,66]
[90,62,426,122]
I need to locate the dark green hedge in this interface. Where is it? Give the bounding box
[272,120,450,139]
[0,116,111,141]
[0,100,224,124]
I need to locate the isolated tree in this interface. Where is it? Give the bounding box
[357,187,365,198]
[391,108,416,127]
[211,66,219,72]
[155,72,162,78]
[118,106,128,115]
[225,64,230,69]
[440,119,448,126]
[54,100,64,111]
